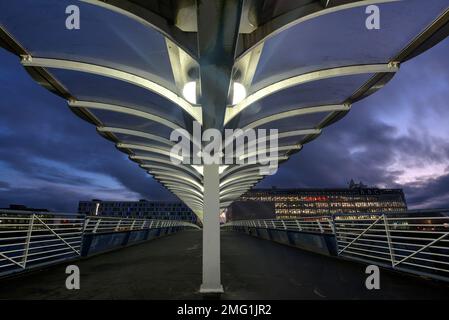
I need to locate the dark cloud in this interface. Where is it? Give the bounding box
[0,181,10,190]
[404,172,449,209]
[0,184,133,212]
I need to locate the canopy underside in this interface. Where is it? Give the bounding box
[1,0,448,220]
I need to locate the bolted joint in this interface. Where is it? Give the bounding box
[20,54,32,63]
[388,61,400,69]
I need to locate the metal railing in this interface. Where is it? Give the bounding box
[224,212,449,282]
[83,216,200,234]
[0,211,84,274]
[223,216,334,234]
[334,214,449,281]
[0,210,200,277]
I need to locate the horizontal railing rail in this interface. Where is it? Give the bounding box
[0,210,200,277]
[0,211,84,275]
[224,212,449,282]
[83,216,200,234]
[334,214,449,281]
[222,216,334,234]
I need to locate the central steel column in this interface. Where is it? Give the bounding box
[200,163,222,293]
[197,0,242,293]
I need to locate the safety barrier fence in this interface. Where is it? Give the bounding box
[224,217,334,234]
[223,211,449,282]
[335,214,449,282]
[83,215,200,234]
[0,210,199,277]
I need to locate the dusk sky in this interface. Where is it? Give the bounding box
[1,38,449,212]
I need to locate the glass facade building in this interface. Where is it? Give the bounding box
[227,185,407,220]
[78,199,197,223]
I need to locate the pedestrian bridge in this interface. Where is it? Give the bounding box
[1,0,449,293]
[1,229,449,300]
[1,210,448,299]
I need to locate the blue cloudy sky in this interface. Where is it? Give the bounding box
[0,36,449,212]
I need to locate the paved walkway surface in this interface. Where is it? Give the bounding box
[0,230,448,299]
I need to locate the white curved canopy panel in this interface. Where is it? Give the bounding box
[1,0,448,220]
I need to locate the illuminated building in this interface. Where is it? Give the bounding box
[78,199,197,223]
[227,184,407,221]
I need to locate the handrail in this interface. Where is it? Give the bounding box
[0,210,199,277]
[222,216,334,234]
[225,212,449,282]
[83,215,200,234]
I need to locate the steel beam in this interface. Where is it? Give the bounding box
[140,163,202,180]
[165,183,204,199]
[224,64,397,124]
[220,178,261,190]
[22,57,202,123]
[131,155,199,178]
[220,166,266,182]
[146,165,201,180]
[168,189,204,202]
[230,128,320,153]
[221,156,289,178]
[155,176,203,193]
[98,127,174,147]
[220,178,262,192]
[239,144,301,161]
[220,173,263,188]
[243,104,351,130]
[220,184,256,196]
[220,191,247,200]
[151,171,204,191]
[69,101,181,130]
[118,143,182,161]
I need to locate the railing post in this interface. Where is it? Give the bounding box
[22,214,35,268]
[317,221,324,233]
[115,219,122,232]
[383,214,395,267]
[328,217,335,234]
[83,217,90,232]
[93,219,101,233]
[295,220,302,232]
